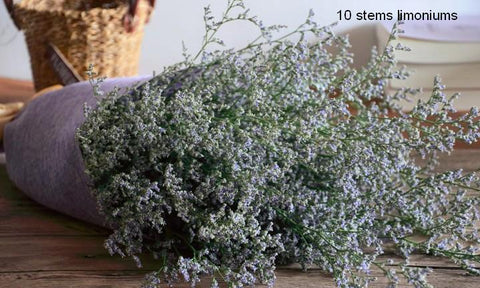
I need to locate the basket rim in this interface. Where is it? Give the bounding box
[14,0,128,14]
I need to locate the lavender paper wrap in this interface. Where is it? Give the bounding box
[4,76,150,227]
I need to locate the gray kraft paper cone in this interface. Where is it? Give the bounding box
[4,76,150,227]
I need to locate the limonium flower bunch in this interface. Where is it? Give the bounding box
[76,1,480,287]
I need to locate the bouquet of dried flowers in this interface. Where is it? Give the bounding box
[77,1,480,287]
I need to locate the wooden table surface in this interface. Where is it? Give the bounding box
[0,78,479,287]
[1,152,479,288]
[0,78,34,104]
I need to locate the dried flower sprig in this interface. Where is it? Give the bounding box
[76,1,480,287]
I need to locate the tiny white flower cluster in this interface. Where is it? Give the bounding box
[77,1,480,287]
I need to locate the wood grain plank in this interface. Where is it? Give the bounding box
[0,212,108,237]
[0,236,146,272]
[0,233,476,278]
[0,271,147,288]
[0,268,478,288]
[282,254,479,270]
[0,78,34,104]
[1,148,480,287]
[275,268,480,288]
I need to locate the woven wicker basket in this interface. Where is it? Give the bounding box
[5,0,153,91]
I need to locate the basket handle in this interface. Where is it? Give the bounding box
[124,0,155,33]
[46,43,84,86]
[3,0,20,29]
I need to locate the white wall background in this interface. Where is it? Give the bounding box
[0,0,479,80]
